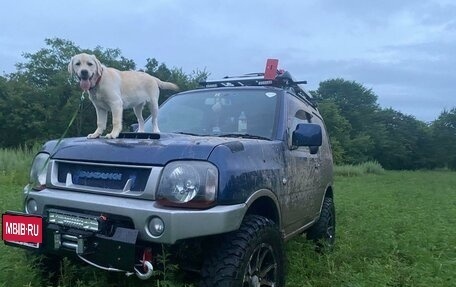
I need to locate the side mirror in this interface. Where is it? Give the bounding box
[292,123,322,153]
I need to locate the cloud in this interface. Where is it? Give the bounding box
[0,0,455,121]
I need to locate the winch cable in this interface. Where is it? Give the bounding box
[76,253,134,275]
[76,253,154,279]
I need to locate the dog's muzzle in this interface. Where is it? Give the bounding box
[79,70,93,91]
[80,70,90,80]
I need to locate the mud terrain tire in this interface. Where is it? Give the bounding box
[200,215,285,287]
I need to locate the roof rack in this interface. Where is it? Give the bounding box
[199,61,315,106]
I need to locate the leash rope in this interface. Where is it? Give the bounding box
[23,92,86,209]
[50,91,86,155]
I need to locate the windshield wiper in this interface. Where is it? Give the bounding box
[174,131,208,136]
[217,133,271,141]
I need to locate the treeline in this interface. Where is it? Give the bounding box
[313,80,456,169]
[0,38,455,170]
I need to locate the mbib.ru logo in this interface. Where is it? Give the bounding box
[2,213,42,244]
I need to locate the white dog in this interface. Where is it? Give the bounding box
[68,53,179,139]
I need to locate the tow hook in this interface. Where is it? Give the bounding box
[134,261,154,280]
[134,247,154,280]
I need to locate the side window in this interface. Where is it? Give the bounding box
[287,94,313,150]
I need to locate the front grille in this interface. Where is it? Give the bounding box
[56,161,151,192]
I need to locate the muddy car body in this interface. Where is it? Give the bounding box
[6,70,335,286]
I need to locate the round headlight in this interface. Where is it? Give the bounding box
[167,164,200,203]
[157,161,218,208]
[29,153,50,191]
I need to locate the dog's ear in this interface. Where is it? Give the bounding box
[67,56,74,76]
[93,55,103,77]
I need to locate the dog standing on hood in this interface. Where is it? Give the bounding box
[68,53,179,139]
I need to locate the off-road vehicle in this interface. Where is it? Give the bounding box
[4,63,335,286]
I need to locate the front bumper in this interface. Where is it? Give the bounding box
[24,188,246,244]
[5,220,140,272]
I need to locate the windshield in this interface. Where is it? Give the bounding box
[144,89,279,138]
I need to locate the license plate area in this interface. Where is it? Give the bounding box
[2,211,43,248]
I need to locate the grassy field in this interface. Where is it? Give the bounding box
[1,149,455,286]
[286,170,456,287]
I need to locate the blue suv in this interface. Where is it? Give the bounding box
[7,70,335,286]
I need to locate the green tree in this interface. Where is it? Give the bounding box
[313,78,436,169]
[12,38,96,143]
[315,78,379,135]
[144,58,209,104]
[314,79,381,164]
[431,108,456,169]
[373,108,433,169]
[0,74,50,147]
[1,38,142,147]
[316,98,351,164]
[0,38,210,148]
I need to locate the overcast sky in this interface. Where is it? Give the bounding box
[1,0,455,122]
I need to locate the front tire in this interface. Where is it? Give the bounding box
[201,215,285,287]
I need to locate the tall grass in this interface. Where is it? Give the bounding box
[0,145,40,184]
[335,160,385,177]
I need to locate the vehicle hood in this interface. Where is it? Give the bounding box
[43,133,235,166]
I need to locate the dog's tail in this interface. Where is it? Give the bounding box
[158,80,179,91]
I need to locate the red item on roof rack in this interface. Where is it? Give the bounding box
[264,59,279,80]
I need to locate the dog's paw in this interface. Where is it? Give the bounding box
[87,133,101,139]
[105,132,119,139]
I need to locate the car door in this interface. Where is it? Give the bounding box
[281,93,322,236]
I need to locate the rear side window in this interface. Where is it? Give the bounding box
[286,94,315,150]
